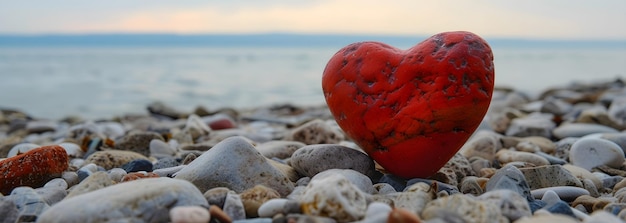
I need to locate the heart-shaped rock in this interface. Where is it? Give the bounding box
[322,31,494,178]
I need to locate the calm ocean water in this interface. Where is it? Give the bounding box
[1,40,625,119]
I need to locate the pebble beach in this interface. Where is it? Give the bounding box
[3,78,626,223]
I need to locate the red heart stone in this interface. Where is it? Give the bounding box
[322,31,494,178]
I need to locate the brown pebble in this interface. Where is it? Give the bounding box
[240,185,281,218]
[572,195,599,212]
[387,208,421,223]
[120,172,159,182]
[209,205,232,223]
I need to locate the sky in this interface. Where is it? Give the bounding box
[1,0,625,40]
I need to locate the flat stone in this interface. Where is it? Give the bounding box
[290,144,377,179]
[519,165,583,190]
[0,145,68,195]
[569,138,625,170]
[175,136,294,196]
[496,149,550,167]
[38,178,208,223]
[531,186,590,202]
[553,123,619,139]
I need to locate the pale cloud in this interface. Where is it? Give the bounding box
[1,0,625,39]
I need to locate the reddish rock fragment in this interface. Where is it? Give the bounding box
[322,31,494,178]
[0,145,69,195]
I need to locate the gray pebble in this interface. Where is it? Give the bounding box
[553,123,619,139]
[485,164,533,201]
[531,186,590,202]
[175,136,294,196]
[290,144,377,179]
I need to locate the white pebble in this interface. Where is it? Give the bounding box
[7,143,40,157]
[44,178,69,190]
[258,198,288,218]
[107,168,127,182]
[569,138,625,170]
[59,142,84,158]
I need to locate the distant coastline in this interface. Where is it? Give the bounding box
[0,33,625,49]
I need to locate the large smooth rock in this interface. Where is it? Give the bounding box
[175,136,294,196]
[38,178,208,223]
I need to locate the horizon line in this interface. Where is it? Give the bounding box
[0,31,625,42]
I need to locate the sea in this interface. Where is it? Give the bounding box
[0,34,625,119]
